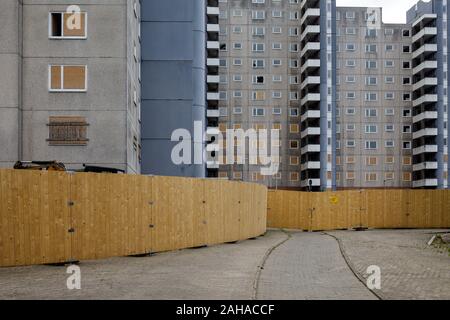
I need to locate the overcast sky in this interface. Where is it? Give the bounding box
[337,0,425,23]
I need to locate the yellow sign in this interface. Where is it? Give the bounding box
[330,196,339,205]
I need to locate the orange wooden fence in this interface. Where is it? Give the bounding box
[0,170,267,267]
[267,189,450,231]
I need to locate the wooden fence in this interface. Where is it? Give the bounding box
[0,170,267,267]
[267,189,450,231]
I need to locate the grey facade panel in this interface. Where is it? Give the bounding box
[141,61,193,100]
[141,0,206,177]
[141,100,194,139]
[141,0,194,22]
[141,22,193,61]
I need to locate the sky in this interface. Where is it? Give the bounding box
[336,0,427,23]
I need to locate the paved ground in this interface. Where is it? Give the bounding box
[328,229,450,300]
[0,229,448,300]
[257,232,376,300]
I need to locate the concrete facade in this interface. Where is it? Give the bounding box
[0,0,141,173]
[335,7,414,189]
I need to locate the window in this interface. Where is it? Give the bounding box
[365,92,378,101]
[233,107,242,114]
[366,60,377,69]
[289,43,299,52]
[403,157,412,165]
[252,43,265,52]
[272,10,282,18]
[49,65,87,92]
[233,59,242,66]
[366,29,377,37]
[272,43,282,50]
[385,124,394,132]
[365,44,377,53]
[289,108,299,117]
[252,59,265,69]
[385,108,395,116]
[365,109,377,117]
[252,91,265,100]
[385,140,395,148]
[366,77,377,85]
[366,157,378,166]
[385,92,395,100]
[346,27,356,35]
[272,26,282,34]
[290,124,299,133]
[385,60,395,68]
[233,74,242,82]
[346,11,355,19]
[290,172,299,182]
[272,59,282,66]
[272,108,282,115]
[47,116,89,146]
[346,43,356,51]
[49,12,87,38]
[346,140,356,148]
[252,75,265,84]
[274,75,282,82]
[272,91,282,99]
[252,27,265,36]
[385,44,395,51]
[365,125,377,134]
[289,140,299,149]
[403,61,411,69]
[365,141,378,150]
[290,157,299,166]
[403,125,412,133]
[233,43,242,50]
[403,109,411,117]
[252,108,265,117]
[252,10,266,20]
[402,29,410,37]
[346,60,356,67]
[403,141,412,149]
[347,172,355,180]
[365,173,378,182]
[403,172,412,182]
[403,45,411,53]
[233,26,242,33]
[386,156,395,164]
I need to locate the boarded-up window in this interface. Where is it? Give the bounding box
[50,65,87,91]
[289,124,299,133]
[366,157,377,166]
[403,156,412,166]
[403,172,412,181]
[365,173,378,182]
[50,12,87,38]
[47,116,89,146]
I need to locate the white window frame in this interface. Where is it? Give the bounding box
[48,65,88,92]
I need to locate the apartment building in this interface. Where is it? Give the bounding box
[0,0,141,173]
[141,0,219,178]
[407,0,449,189]
[335,7,414,189]
[216,0,336,190]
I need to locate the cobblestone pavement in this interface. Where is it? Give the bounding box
[0,229,448,300]
[328,229,450,300]
[0,231,287,300]
[257,231,377,300]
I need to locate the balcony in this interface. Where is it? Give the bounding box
[301,110,321,122]
[207,58,220,67]
[301,59,320,73]
[413,94,438,107]
[301,179,321,188]
[207,41,219,50]
[412,44,437,59]
[207,75,220,84]
[413,162,438,171]
[412,27,437,43]
[301,42,320,56]
[206,161,220,169]
[206,109,220,118]
[300,8,320,25]
[413,111,438,123]
[413,60,437,75]
[301,76,320,90]
[301,144,321,154]
[207,92,220,100]
[412,13,437,28]
[412,77,437,91]
[206,7,220,15]
[413,179,438,188]
[301,127,321,138]
[301,93,320,106]
[413,144,438,155]
[300,25,320,41]
[206,24,220,33]
[301,161,321,171]
[413,128,438,139]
